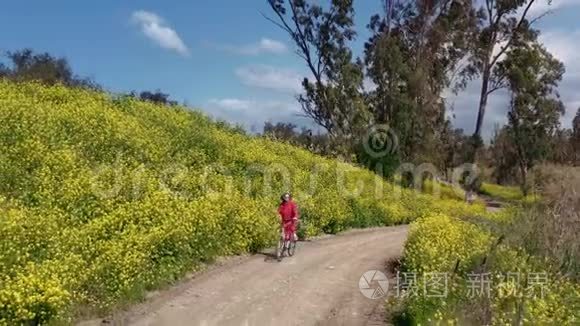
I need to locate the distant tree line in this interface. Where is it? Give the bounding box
[0,48,177,106]
[0,49,100,90]
[262,121,335,156]
[128,90,178,106]
[264,0,576,193]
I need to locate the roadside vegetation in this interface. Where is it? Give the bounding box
[392,178,579,325]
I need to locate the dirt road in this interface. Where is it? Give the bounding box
[95,226,408,326]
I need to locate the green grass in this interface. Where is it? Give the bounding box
[480,182,526,201]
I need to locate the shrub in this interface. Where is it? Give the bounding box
[397,201,580,325]
[402,213,492,275]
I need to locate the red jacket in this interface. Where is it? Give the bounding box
[278,201,298,223]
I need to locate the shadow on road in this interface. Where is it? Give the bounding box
[258,250,279,262]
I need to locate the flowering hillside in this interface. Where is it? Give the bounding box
[0,81,481,324]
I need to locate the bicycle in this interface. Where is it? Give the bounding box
[276,220,297,261]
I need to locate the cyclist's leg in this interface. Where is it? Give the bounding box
[283,222,293,252]
[277,223,286,260]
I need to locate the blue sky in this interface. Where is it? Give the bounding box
[1,0,579,138]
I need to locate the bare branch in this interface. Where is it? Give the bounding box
[489,0,537,68]
[294,49,308,62]
[486,0,494,26]
[447,61,467,90]
[260,11,292,34]
[487,81,507,95]
[528,9,553,26]
[263,1,322,84]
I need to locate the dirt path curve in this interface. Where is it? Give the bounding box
[479,194,504,213]
[91,225,408,326]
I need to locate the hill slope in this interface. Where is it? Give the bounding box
[0,81,483,324]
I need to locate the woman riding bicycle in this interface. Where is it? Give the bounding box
[278,192,299,242]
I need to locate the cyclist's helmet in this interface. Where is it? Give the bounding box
[281,192,291,202]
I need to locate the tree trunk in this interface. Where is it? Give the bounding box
[474,67,491,141]
[519,164,528,196]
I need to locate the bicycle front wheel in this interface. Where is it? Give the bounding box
[287,240,297,256]
[276,238,284,261]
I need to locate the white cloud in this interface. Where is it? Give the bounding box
[205,97,311,132]
[540,29,580,127]
[131,10,190,56]
[207,98,299,114]
[363,78,377,92]
[208,98,251,111]
[249,38,288,55]
[211,38,288,56]
[527,0,580,16]
[540,30,580,75]
[235,64,304,94]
